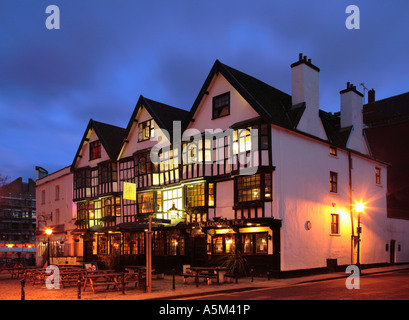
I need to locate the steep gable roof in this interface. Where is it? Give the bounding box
[183,60,294,129]
[71,119,126,170]
[123,95,189,142]
[183,59,355,149]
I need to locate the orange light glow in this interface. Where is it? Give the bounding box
[355,202,365,213]
[45,228,53,236]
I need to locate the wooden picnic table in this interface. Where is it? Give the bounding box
[0,266,42,279]
[124,266,155,274]
[186,267,229,286]
[82,272,122,293]
[59,270,87,288]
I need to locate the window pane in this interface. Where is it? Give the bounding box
[255,233,268,253]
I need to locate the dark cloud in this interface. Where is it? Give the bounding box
[1,0,409,179]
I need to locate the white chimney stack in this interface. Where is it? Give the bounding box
[291,53,327,140]
[340,82,367,154]
[340,82,363,130]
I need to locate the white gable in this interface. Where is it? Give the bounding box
[187,73,260,133]
[119,105,170,159]
[74,128,110,168]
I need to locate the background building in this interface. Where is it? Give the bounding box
[35,166,76,266]
[364,90,409,264]
[0,177,36,264]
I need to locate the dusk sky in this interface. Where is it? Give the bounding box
[1,1,408,181]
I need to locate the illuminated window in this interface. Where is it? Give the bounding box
[212,92,230,119]
[162,188,183,218]
[242,234,253,254]
[233,128,252,154]
[241,233,268,254]
[123,232,144,255]
[330,171,338,193]
[331,214,339,234]
[264,173,272,200]
[237,174,260,202]
[97,234,108,254]
[137,192,155,214]
[212,234,235,254]
[89,140,101,160]
[186,183,205,208]
[208,183,215,207]
[255,233,268,253]
[329,146,337,156]
[237,173,272,203]
[375,167,381,185]
[138,119,154,142]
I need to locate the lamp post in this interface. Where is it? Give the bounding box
[355,202,364,271]
[145,215,152,293]
[45,228,53,266]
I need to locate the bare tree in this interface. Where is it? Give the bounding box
[0,173,10,187]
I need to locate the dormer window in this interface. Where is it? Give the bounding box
[138,119,155,142]
[89,140,101,160]
[212,92,230,119]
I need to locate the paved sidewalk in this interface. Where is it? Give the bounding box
[142,263,409,300]
[0,264,407,300]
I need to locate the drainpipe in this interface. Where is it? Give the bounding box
[348,150,355,264]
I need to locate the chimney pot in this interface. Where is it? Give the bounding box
[368,88,375,103]
[303,56,307,61]
[347,82,350,88]
[308,59,311,63]
[299,53,303,61]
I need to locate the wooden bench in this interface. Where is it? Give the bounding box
[224,273,238,283]
[119,273,140,292]
[182,272,217,285]
[83,273,121,293]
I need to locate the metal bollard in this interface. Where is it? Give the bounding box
[172,269,175,290]
[77,275,81,299]
[251,266,254,282]
[21,279,25,300]
[122,272,125,295]
[267,271,270,280]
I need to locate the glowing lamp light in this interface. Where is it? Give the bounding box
[355,202,365,213]
[45,228,53,236]
[168,203,179,219]
[6,244,14,248]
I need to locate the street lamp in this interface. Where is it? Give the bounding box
[354,202,364,271]
[45,228,53,266]
[145,215,152,293]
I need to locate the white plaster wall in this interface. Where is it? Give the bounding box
[387,218,409,263]
[271,125,389,271]
[349,155,389,265]
[75,129,110,168]
[215,180,235,220]
[35,166,76,265]
[120,106,169,159]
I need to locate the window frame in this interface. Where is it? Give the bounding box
[236,173,272,203]
[212,92,230,119]
[138,119,154,142]
[330,171,338,193]
[329,146,337,157]
[331,213,340,235]
[89,140,101,160]
[375,167,381,185]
